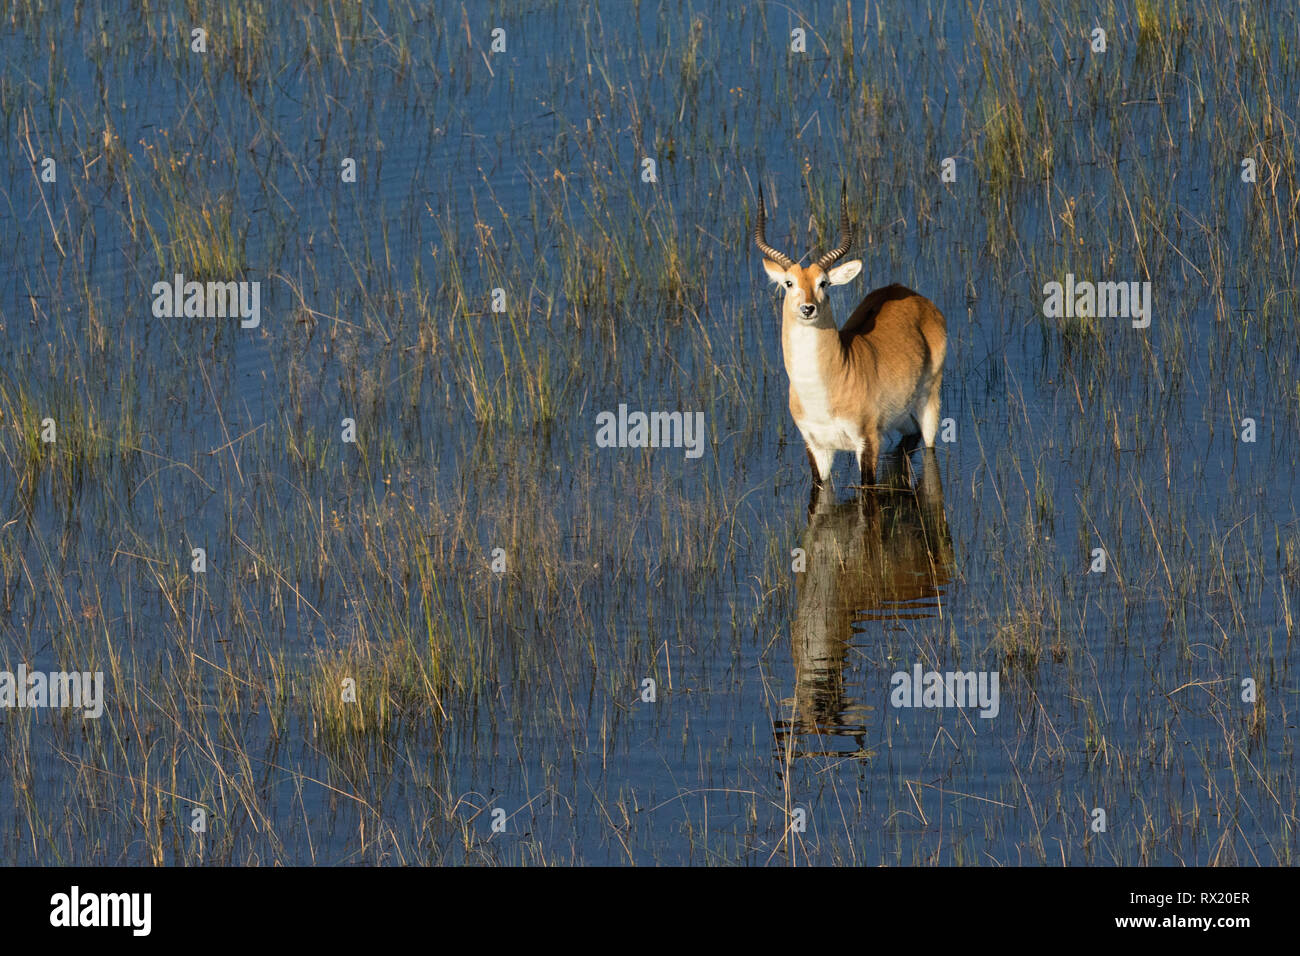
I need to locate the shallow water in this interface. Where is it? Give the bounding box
[0,0,1297,864]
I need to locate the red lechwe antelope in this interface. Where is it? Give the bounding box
[754,183,947,497]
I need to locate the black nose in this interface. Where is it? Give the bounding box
[800,304,816,317]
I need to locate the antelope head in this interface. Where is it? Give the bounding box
[754,183,863,326]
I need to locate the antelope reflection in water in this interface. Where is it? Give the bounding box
[775,450,954,759]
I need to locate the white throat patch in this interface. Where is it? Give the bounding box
[786,322,831,419]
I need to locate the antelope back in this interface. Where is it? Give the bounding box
[839,284,948,400]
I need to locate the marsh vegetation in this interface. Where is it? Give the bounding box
[0,0,1296,864]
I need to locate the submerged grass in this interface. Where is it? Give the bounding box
[0,0,1296,864]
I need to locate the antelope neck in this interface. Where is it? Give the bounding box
[784,313,848,408]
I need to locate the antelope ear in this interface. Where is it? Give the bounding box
[826,259,862,285]
[761,259,788,285]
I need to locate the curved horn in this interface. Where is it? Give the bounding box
[753,187,794,269]
[814,182,853,269]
